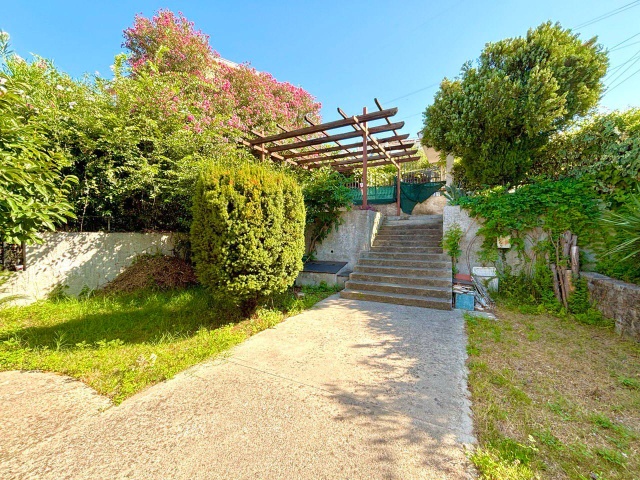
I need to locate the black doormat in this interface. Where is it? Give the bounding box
[302,261,348,274]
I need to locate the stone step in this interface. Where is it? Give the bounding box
[354,264,451,277]
[374,239,442,247]
[377,226,443,234]
[375,233,443,240]
[369,246,444,254]
[340,289,452,310]
[359,258,450,269]
[345,280,452,299]
[349,272,452,288]
[361,251,450,261]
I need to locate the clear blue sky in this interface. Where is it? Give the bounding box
[3,1,640,136]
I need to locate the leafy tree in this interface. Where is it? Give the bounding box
[422,22,608,187]
[0,67,76,244]
[191,156,305,314]
[541,109,640,206]
[3,9,321,232]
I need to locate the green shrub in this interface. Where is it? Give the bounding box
[301,168,353,256]
[191,157,305,314]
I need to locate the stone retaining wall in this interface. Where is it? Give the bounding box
[310,209,382,271]
[582,272,640,342]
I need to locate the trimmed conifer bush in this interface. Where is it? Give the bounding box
[191,157,305,314]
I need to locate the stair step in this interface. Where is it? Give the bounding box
[359,258,451,268]
[340,289,452,310]
[362,251,450,261]
[370,246,444,254]
[375,233,443,240]
[345,280,452,298]
[374,239,442,246]
[354,264,452,277]
[349,272,452,287]
[377,226,442,233]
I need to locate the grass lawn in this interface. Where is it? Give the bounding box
[466,309,640,479]
[0,284,339,404]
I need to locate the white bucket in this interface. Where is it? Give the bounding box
[472,266,499,292]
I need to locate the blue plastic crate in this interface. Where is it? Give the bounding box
[455,293,475,311]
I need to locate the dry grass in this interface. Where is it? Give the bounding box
[466,308,640,479]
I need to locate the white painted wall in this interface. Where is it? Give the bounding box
[0,232,175,304]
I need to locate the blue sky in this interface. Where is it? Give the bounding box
[3,1,640,136]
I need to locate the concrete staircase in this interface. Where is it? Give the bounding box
[340,215,452,310]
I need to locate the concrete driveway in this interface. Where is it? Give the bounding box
[0,295,475,479]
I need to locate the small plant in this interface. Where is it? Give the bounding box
[441,223,463,274]
[442,184,468,205]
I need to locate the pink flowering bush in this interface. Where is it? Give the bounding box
[123,9,321,134]
[2,10,320,232]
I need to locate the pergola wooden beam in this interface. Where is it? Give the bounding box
[306,149,418,169]
[266,121,404,153]
[336,156,421,172]
[295,142,416,165]
[281,133,411,159]
[248,107,398,145]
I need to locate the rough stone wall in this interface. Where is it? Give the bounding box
[310,209,382,270]
[0,232,175,304]
[582,272,640,342]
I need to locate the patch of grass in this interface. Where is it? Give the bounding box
[0,284,340,404]
[466,308,640,479]
[470,447,536,480]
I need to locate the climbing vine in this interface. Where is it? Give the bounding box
[459,178,601,307]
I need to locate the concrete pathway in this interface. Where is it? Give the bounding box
[0,295,475,479]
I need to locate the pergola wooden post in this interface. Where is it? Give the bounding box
[396,163,401,216]
[361,107,368,209]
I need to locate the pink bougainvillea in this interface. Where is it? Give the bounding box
[122,9,321,135]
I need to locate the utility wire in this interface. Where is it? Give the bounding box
[611,39,640,52]
[609,31,640,50]
[605,47,640,78]
[605,64,640,94]
[574,0,640,29]
[606,47,640,86]
[384,82,440,104]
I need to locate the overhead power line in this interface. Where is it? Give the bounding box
[606,47,640,86]
[610,31,640,50]
[605,65,640,94]
[611,39,640,52]
[574,0,640,29]
[385,82,440,104]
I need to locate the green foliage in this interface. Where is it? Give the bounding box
[542,109,640,206]
[422,22,608,187]
[459,178,600,261]
[566,275,590,314]
[0,284,338,403]
[495,262,560,312]
[0,65,76,243]
[301,168,353,255]
[442,184,468,206]
[441,223,463,274]
[191,158,305,313]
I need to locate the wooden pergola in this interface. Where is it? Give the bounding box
[243,98,419,216]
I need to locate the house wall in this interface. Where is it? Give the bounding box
[0,232,175,305]
[310,209,382,271]
[582,272,640,342]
